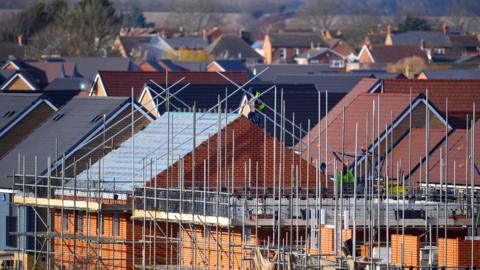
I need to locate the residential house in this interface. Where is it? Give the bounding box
[89,71,250,98]
[357,45,428,68]
[56,57,140,81]
[113,35,175,61]
[294,47,347,69]
[385,30,452,58]
[205,35,263,67]
[262,33,326,64]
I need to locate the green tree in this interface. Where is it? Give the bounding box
[397,15,431,32]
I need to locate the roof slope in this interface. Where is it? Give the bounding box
[0,93,47,133]
[205,35,262,59]
[253,64,335,82]
[367,45,427,63]
[0,96,130,189]
[62,57,135,80]
[268,33,325,48]
[96,71,250,97]
[274,73,367,92]
[152,116,325,190]
[390,31,452,48]
[73,112,240,191]
[420,69,480,80]
[379,79,480,127]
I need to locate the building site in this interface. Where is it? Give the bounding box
[0,68,473,270]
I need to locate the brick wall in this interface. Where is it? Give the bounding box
[309,226,352,259]
[438,237,480,267]
[391,234,421,267]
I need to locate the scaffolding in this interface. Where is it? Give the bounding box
[9,72,480,270]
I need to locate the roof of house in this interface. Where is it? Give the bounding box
[409,122,479,186]
[0,93,53,135]
[171,61,207,71]
[94,71,250,97]
[364,45,428,63]
[166,37,208,49]
[268,33,326,48]
[23,61,78,83]
[390,31,452,48]
[151,116,325,190]
[208,60,249,72]
[378,79,480,127]
[205,35,262,59]
[0,96,133,189]
[448,34,480,48]
[274,73,367,92]
[0,42,26,61]
[44,77,90,91]
[1,90,80,108]
[0,70,15,85]
[253,64,336,82]
[296,47,343,60]
[119,36,152,55]
[71,112,240,191]
[420,69,480,80]
[57,57,136,81]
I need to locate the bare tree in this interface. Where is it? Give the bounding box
[450,0,480,33]
[167,0,221,33]
[295,0,343,31]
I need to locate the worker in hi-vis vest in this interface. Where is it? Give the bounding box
[247,88,265,125]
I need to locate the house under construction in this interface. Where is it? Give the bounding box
[8,74,480,270]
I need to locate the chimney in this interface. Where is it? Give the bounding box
[442,21,449,35]
[17,34,23,47]
[387,23,392,36]
[202,28,208,40]
[420,39,425,50]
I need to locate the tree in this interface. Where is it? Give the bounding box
[166,0,221,33]
[295,0,342,31]
[122,6,153,28]
[397,15,431,32]
[63,0,120,56]
[386,56,426,78]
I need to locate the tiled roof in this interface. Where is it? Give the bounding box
[299,92,417,172]
[367,45,427,63]
[448,34,480,48]
[379,79,480,127]
[0,96,132,189]
[24,61,77,84]
[152,116,325,190]
[61,57,136,80]
[96,71,250,97]
[205,35,262,59]
[119,36,152,55]
[296,47,338,59]
[268,33,326,48]
[390,31,452,48]
[44,77,90,91]
[0,93,46,133]
[72,112,240,191]
[420,69,480,80]
[409,121,480,186]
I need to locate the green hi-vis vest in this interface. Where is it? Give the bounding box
[254,91,265,111]
[336,170,355,185]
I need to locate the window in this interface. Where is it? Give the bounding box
[76,212,83,233]
[112,213,120,236]
[62,211,68,231]
[330,60,345,68]
[294,48,300,56]
[5,216,17,247]
[97,214,104,235]
[433,48,445,54]
[279,48,287,60]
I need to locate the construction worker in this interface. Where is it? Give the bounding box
[337,163,355,187]
[247,88,265,125]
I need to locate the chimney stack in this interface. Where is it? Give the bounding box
[420,39,425,50]
[387,23,392,36]
[442,21,449,35]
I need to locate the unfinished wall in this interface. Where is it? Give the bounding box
[391,234,421,267]
[438,237,480,267]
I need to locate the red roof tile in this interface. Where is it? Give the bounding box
[410,120,480,186]
[380,79,480,127]
[96,71,250,97]
[152,116,325,191]
[300,92,417,175]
